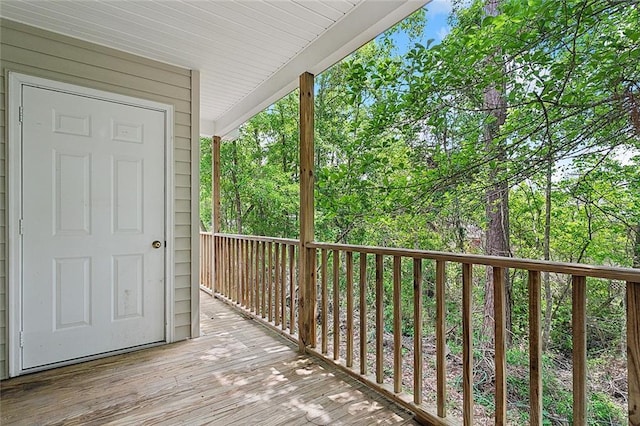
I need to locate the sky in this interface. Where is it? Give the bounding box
[384,0,454,55]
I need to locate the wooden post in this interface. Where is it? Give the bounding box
[572,275,587,425]
[299,71,316,350]
[494,267,507,425]
[393,256,402,394]
[529,271,543,426]
[376,254,384,384]
[212,136,221,293]
[462,263,473,426]
[413,258,423,405]
[436,260,447,418]
[628,281,640,426]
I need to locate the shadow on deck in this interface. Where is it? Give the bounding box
[0,291,418,425]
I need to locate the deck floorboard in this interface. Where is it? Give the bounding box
[1,292,418,425]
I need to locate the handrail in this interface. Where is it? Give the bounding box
[308,241,640,282]
[200,231,639,425]
[214,232,299,246]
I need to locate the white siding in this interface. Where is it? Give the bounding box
[0,18,198,378]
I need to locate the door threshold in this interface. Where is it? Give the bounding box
[17,341,167,377]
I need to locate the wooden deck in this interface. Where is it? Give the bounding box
[1,292,418,425]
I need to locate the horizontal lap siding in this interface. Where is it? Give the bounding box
[0,19,197,378]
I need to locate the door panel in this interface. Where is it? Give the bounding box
[21,86,166,369]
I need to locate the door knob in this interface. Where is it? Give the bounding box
[152,240,162,249]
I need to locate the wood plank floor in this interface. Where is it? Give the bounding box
[1,292,418,425]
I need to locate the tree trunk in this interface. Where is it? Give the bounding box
[542,145,553,351]
[634,223,640,268]
[482,0,511,341]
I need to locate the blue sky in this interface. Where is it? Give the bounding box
[384,0,454,54]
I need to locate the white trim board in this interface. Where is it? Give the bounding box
[7,71,176,377]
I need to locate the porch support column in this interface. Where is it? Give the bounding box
[212,135,221,293]
[299,72,316,351]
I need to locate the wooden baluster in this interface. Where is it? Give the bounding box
[238,240,242,305]
[393,256,402,394]
[239,240,244,305]
[212,235,216,292]
[413,258,423,405]
[202,234,206,288]
[333,250,340,361]
[436,260,447,418]
[360,253,367,375]
[214,236,218,293]
[219,237,223,296]
[232,239,237,303]
[268,242,273,323]
[281,244,287,331]
[307,247,317,349]
[321,249,328,355]
[346,251,354,368]
[274,243,280,326]
[289,244,295,334]
[254,241,260,314]
[223,237,227,297]
[462,263,473,426]
[237,239,241,304]
[220,237,224,294]
[494,267,507,425]
[203,234,208,288]
[243,240,248,307]
[246,240,251,308]
[376,254,384,384]
[248,241,253,310]
[628,281,640,426]
[249,241,254,311]
[228,238,232,298]
[261,242,267,318]
[529,270,542,426]
[572,275,587,425]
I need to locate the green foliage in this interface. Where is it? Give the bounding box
[201,1,637,423]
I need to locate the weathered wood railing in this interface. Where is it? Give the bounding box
[200,232,213,292]
[201,232,640,426]
[212,233,300,337]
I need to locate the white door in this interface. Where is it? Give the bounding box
[21,85,166,370]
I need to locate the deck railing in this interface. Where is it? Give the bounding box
[208,233,300,337]
[200,232,214,293]
[200,232,640,426]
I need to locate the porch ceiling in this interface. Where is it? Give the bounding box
[0,0,429,137]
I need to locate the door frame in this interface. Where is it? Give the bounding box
[7,72,176,377]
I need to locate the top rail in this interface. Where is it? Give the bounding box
[214,232,300,246]
[307,241,640,282]
[208,232,639,283]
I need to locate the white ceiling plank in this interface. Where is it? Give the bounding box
[235,1,328,34]
[214,1,318,41]
[270,1,336,30]
[182,1,314,45]
[323,0,362,14]
[130,1,304,55]
[0,0,431,136]
[292,1,345,21]
[94,1,299,63]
